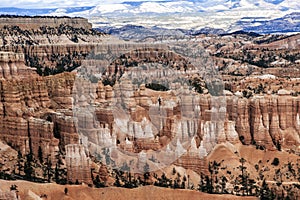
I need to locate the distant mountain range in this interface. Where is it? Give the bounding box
[0,0,299,35]
[0,7,94,16]
[234,12,300,34]
[97,25,229,41]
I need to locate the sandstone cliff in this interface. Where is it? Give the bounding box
[0,51,36,79]
[65,144,91,184]
[0,25,299,185]
[0,65,299,182]
[0,17,112,76]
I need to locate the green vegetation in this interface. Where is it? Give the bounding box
[145,83,169,91]
[271,158,280,166]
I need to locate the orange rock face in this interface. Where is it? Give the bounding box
[65,144,92,184]
[0,52,36,79]
[0,20,299,186]
[1,58,299,184]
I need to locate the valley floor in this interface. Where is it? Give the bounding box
[0,180,258,200]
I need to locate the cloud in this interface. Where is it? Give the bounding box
[0,0,168,8]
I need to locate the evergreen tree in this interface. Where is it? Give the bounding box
[260,179,275,199]
[198,173,206,192]
[38,146,43,164]
[221,176,227,194]
[172,167,176,175]
[206,175,213,193]
[10,184,17,191]
[45,155,52,183]
[24,153,35,181]
[114,175,122,187]
[16,150,23,175]
[271,158,280,166]
[93,175,105,188]
[238,158,249,196]
[208,161,220,193]
[143,162,150,184]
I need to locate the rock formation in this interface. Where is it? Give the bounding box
[226,93,300,149]
[0,16,92,30]
[65,144,92,184]
[0,189,18,200]
[0,20,299,185]
[0,51,36,79]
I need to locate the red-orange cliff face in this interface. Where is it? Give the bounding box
[1,46,299,183]
[0,70,78,155]
[0,52,36,79]
[0,18,299,193]
[0,17,114,184]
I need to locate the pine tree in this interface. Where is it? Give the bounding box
[38,146,43,164]
[94,175,105,188]
[143,163,150,185]
[16,150,23,175]
[172,167,176,175]
[114,175,122,187]
[260,179,274,199]
[221,176,227,194]
[24,153,35,181]
[238,158,249,196]
[45,155,52,183]
[198,173,206,192]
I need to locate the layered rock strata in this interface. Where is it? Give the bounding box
[0,36,299,181]
[0,51,36,79]
[0,16,92,30]
[65,144,92,184]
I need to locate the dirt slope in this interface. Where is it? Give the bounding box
[0,180,257,200]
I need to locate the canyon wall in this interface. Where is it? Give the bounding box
[226,92,300,149]
[1,60,299,182]
[0,17,92,30]
[0,51,36,79]
[91,80,300,153]
[0,60,299,180]
[0,23,299,181]
[0,71,78,156]
[65,144,92,184]
[72,75,300,173]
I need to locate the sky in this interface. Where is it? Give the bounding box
[0,0,296,10]
[0,0,164,8]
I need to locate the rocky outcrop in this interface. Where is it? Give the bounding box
[0,74,49,155]
[0,16,110,76]
[23,44,98,75]
[49,111,79,148]
[0,72,78,159]
[0,16,106,171]
[0,68,294,178]
[28,117,60,157]
[226,93,300,149]
[75,68,299,151]
[0,16,92,30]
[44,72,75,109]
[0,27,299,181]
[74,76,300,175]
[0,51,36,79]
[0,141,18,176]
[65,144,92,184]
[196,92,298,152]
[174,138,208,174]
[0,189,18,200]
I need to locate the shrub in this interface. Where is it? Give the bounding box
[271,158,280,166]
